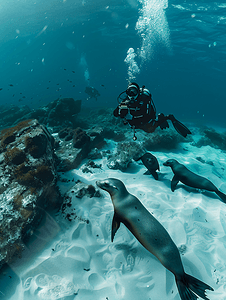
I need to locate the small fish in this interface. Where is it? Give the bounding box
[22,96,25,98]
[0,88,3,91]
[64,69,67,70]
[20,92,22,94]
[56,83,59,85]
[85,86,100,101]
[9,84,13,87]
[47,87,49,89]
[72,71,75,73]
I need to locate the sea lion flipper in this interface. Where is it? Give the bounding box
[143,170,158,180]
[151,170,158,180]
[215,190,226,203]
[171,175,179,192]
[143,170,151,175]
[111,213,121,242]
[176,273,214,300]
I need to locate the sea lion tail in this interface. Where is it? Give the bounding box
[176,273,213,300]
[215,190,226,203]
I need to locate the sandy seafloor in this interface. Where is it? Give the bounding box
[2,128,226,300]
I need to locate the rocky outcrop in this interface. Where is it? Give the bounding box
[143,128,188,151]
[55,127,106,172]
[0,98,82,132]
[0,105,31,128]
[0,119,62,269]
[107,141,146,171]
[59,181,100,223]
[192,128,226,150]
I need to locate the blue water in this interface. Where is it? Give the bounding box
[0,0,225,126]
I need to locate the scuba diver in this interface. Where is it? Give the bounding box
[113,82,191,140]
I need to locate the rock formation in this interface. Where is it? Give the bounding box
[0,119,62,269]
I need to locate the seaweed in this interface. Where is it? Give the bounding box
[14,164,37,187]
[24,134,47,158]
[4,147,26,165]
[35,165,55,183]
[0,119,33,148]
[14,163,54,187]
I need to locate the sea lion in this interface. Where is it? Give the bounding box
[163,159,226,203]
[140,152,160,180]
[96,178,213,300]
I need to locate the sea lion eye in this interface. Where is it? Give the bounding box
[104,182,110,187]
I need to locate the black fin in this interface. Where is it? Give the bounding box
[176,273,213,300]
[143,170,151,175]
[171,175,179,192]
[215,190,226,203]
[111,213,121,242]
[170,117,192,138]
[150,170,158,180]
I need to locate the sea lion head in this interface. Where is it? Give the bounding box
[163,159,178,168]
[96,178,127,197]
[142,153,159,170]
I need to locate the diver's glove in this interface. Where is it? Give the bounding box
[157,113,169,130]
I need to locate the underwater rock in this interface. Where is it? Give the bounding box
[193,128,226,151]
[81,160,102,173]
[87,148,103,160]
[0,105,31,129]
[73,127,90,148]
[55,127,105,172]
[196,156,206,164]
[107,151,131,171]
[60,181,100,222]
[80,108,126,140]
[46,98,81,127]
[143,128,187,151]
[117,141,146,161]
[101,128,125,142]
[107,141,146,171]
[58,127,75,141]
[196,157,214,166]
[6,98,82,131]
[0,119,62,269]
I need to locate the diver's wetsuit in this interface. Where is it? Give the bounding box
[113,88,156,127]
[114,87,191,138]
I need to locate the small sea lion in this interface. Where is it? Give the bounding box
[163,159,226,203]
[140,152,160,180]
[96,178,213,300]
